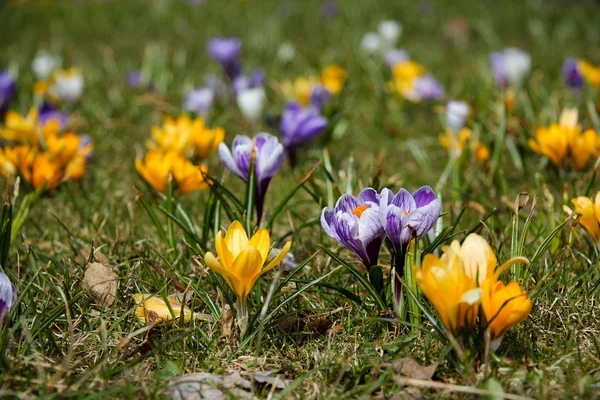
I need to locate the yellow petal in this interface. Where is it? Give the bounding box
[224,221,249,257]
[249,228,271,263]
[261,240,292,275]
[132,293,192,325]
[215,230,234,270]
[231,246,264,300]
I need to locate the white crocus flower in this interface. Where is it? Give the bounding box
[32,52,61,80]
[503,48,531,88]
[236,86,265,123]
[277,42,296,63]
[378,20,402,50]
[360,32,382,54]
[446,100,470,132]
[50,68,84,103]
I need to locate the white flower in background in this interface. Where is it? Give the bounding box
[446,100,470,132]
[184,87,214,117]
[236,86,265,123]
[378,20,402,50]
[360,32,381,54]
[32,51,61,80]
[49,68,84,103]
[277,42,296,63]
[489,48,531,88]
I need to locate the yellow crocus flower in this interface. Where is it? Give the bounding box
[204,221,292,302]
[148,115,223,159]
[391,60,425,81]
[414,249,481,334]
[481,279,532,347]
[171,156,209,194]
[321,64,347,95]
[132,294,192,325]
[280,76,321,106]
[578,60,600,89]
[564,192,600,242]
[31,153,63,190]
[135,150,175,193]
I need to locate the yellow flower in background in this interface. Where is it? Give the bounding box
[529,108,600,170]
[391,60,425,82]
[481,279,532,346]
[31,153,63,190]
[135,150,209,195]
[0,107,61,145]
[320,64,347,95]
[563,192,600,242]
[0,145,35,180]
[171,156,209,194]
[414,249,480,334]
[33,80,49,96]
[439,129,489,162]
[204,221,292,301]
[148,115,223,159]
[281,76,321,106]
[578,60,600,88]
[132,294,192,325]
[475,142,490,162]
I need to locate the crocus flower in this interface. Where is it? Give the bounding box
[38,102,68,130]
[204,221,291,336]
[232,70,264,94]
[206,37,242,80]
[563,192,600,243]
[385,49,409,68]
[126,70,142,88]
[279,102,328,153]
[321,188,385,270]
[236,86,265,123]
[219,133,284,223]
[0,71,16,113]
[378,20,402,50]
[49,68,84,103]
[529,108,600,170]
[32,52,61,80]
[184,87,214,117]
[0,107,62,144]
[489,48,531,88]
[409,75,445,101]
[360,32,382,54]
[320,1,339,18]
[309,85,331,110]
[379,186,441,256]
[578,60,600,89]
[415,249,480,334]
[563,58,584,91]
[0,272,16,326]
[276,42,296,63]
[133,294,192,325]
[481,279,532,350]
[445,100,470,132]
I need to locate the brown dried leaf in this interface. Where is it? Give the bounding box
[82,262,118,308]
[220,304,234,337]
[305,318,332,334]
[393,357,438,380]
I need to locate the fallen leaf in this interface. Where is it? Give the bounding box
[305,318,332,334]
[220,304,234,337]
[393,357,438,380]
[82,262,118,308]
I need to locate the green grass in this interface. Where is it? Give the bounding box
[1,0,600,398]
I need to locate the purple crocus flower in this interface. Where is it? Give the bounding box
[321,1,339,18]
[126,70,142,88]
[0,272,16,326]
[321,188,385,270]
[218,133,285,224]
[207,37,242,80]
[280,102,328,153]
[379,186,441,308]
[310,85,331,110]
[38,102,68,129]
[563,58,583,91]
[232,68,265,94]
[0,71,16,115]
[184,87,214,117]
[412,75,445,101]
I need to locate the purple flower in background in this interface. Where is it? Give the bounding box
[207,37,242,80]
[185,87,214,117]
[0,272,16,326]
[219,133,285,223]
[310,85,331,110]
[412,75,445,101]
[280,102,328,151]
[38,102,68,129]
[379,186,441,256]
[321,188,385,270]
[232,68,265,94]
[563,58,583,91]
[126,70,142,88]
[249,69,265,87]
[0,71,16,114]
[321,1,339,18]
[385,49,409,68]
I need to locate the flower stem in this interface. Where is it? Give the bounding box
[235,298,249,339]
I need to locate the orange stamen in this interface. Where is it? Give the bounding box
[352,205,368,218]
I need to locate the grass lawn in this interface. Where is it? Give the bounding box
[0,0,600,398]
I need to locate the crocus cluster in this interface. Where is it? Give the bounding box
[204,221,291,336]
[563,191,600,244]
[387,59,444,102]
[206,37,266,123]
[529,108,600,170]
[415,233,532,351]
[280,65,347,109]
[0,272,16,328]
[136,115,223,195]
[0,105,92,191]
[219,133,285,223]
